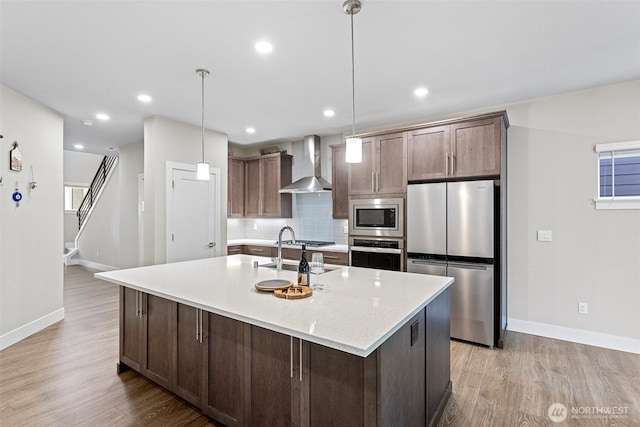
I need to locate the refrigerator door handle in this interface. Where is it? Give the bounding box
[448,262,492,271]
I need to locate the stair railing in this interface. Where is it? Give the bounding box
[77,155,118,229]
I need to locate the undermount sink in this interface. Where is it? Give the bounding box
[259,262,336,273]
[259,262,298,272]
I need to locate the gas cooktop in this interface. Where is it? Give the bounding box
[276,239,335,248]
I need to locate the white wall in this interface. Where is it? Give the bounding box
[63,150,104,184]
[503,80,640,352]
[118,143,144,268]
[144,116,228,265]
[75,143,144,269]
[63,150,104,243]
[0,84,64,349]
[77,165,120,268]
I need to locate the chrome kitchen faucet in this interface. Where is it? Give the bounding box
[276,226,296,271]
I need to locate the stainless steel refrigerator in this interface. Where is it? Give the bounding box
[407,180,496,347]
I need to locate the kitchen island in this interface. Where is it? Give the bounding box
[95,254,453,426]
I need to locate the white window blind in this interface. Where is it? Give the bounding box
[595,140,640,210]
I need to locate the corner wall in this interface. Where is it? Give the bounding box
[143,116,228,265]
[504,80,640,352]
[0,84,64,349]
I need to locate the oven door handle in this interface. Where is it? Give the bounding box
[350,246,403,255]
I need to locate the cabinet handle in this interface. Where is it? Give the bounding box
[199,309,203,344]
[445,153,449,176]
[290,336,294,378]
[324,255,339,259]
[299,338,303,382]
[195,308,199,341]
[451,152,456,174]
[371,174,375,192]
[252,248,264,253]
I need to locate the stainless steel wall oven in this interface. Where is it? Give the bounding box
[350,237,404,271]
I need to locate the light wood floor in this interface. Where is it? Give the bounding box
[1,265,638,426]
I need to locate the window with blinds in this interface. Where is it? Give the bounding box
[595,140,640,210]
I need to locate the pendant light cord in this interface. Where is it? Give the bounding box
[201,70,205,163]
[350,12,356,139]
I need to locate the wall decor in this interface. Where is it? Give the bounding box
[10,141,22,172]
[12,187,23,207]
[29,165,37,189]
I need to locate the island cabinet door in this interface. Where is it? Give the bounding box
[245,325,301,426]
[141,294,175,390]
[203,313,245,427]
[425,287,451,424]
[303,342,377,427]
[120,287,143,372]
[174,304,207,408]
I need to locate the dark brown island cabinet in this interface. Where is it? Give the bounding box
[118,286,451,427]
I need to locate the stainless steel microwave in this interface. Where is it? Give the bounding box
[349,198,404,238]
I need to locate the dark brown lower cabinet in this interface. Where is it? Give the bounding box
[204,313,244,426]
[120,287,142,372]
[119,288,173,391]
[246,326,300,426]
[142,294,174,389]
[174,304,206,407]
[118,287,451,427]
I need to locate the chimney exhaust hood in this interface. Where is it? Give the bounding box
[279,135,332,193]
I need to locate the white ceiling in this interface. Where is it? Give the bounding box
[2,1,639,154]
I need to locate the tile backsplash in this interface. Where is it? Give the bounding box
[227,192,348,245]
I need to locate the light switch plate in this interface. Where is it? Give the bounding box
[537,230,553,242]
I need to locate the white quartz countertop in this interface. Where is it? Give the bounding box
[95,255,452,357]
[228,239,348,253]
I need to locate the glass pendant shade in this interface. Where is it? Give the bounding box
[345,137,362,163]
[197,162,210,181]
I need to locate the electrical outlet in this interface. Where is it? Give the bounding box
[537,230,553,242]
[253,223,258,230]
[343,225,348,234]
[96,251,100,258]
[578,302,588,314]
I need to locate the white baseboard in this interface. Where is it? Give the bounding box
[508,318,640,355]
[0,308,65,351]
[73,259,118,272]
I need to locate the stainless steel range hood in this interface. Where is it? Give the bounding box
[279,135,331,193]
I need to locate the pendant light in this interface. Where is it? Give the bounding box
[196,68,210,181]
[344,0,362,163]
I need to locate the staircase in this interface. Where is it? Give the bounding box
[64,155,118,265]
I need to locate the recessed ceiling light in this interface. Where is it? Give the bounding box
[82,119,94,126]
[254,41,273,54]
[137,94,152,103]
[74,144,84,150]
[414,87,429,98]
[96,113,110,121]
[246,127,256,134]
[106,147,116,151]
[323,109,335,117]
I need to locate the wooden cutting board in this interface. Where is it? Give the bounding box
[273,286,312,300]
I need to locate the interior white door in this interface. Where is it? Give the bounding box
[169,168,216,262]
